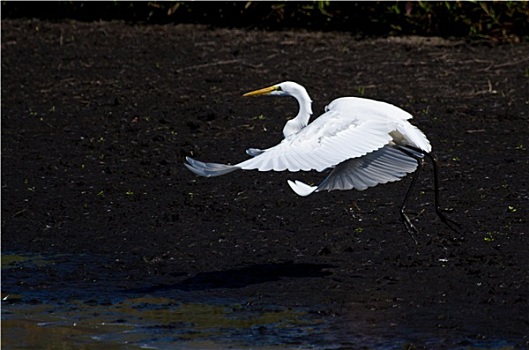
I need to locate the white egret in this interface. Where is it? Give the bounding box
[185,81,459,240]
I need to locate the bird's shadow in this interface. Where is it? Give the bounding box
[127,261,335,294]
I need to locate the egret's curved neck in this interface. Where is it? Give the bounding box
[282,89,313,138]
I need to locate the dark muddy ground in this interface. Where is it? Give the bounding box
[2,20,529,348]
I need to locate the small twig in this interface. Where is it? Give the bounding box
[479,57,529,72]
[313,56,341,63]
[241,62,264,70]
[12,208,27,218]
[176,59,241,73]
[491,56,529,69]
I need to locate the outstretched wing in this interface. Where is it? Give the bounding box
[185,97,425,177]
[329,97,431,153]
[287,144,419,196]
[235,108,394,172]
[185,157,238,177]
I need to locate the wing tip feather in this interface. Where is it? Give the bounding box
[287,180,317,197]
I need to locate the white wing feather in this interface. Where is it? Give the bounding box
[185,157,238,177]
[235,108,393,172]
[186,96,430,179]
[329,97,431,152]
[287,180,317,196]
[287,144,419,195]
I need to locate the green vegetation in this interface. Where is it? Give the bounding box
[2,1,528,41]
[484,231,496,242]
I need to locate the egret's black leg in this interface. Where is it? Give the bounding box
[398,145,461,235]
[423,152,461,233]
[400,157,423,244]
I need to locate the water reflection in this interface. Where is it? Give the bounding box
[1,253,330,349]
[1,252,520,349]
[3,297,320,349]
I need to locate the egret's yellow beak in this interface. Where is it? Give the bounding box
[243,85,278,97]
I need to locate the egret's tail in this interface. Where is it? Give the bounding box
[185,157,239,177]
[287,180,318,196]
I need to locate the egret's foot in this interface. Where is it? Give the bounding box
[436,208,462,234]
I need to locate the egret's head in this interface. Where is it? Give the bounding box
[243,81,308,98]
[244,81,313,138]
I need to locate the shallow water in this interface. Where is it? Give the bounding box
[1,252,519,349]
[1,252,333,349]
[2,298,320,349]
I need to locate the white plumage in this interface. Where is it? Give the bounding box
[185,81,459,236]
[186,81,428,190]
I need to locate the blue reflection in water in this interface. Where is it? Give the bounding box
[1,252,521,350]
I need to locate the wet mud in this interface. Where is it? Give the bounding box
[2,20,529,348]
